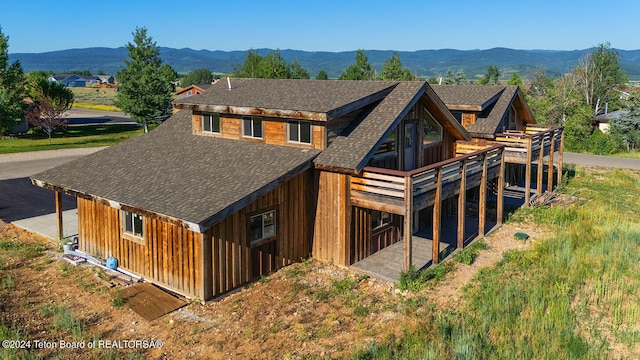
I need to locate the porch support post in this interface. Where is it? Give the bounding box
[55,191,63,240]
[457,160,467,249]
[547,130,556,192]
[403,175,413,271]
[537,135,544,196]
[478,153,487,237]
[497,149,505,226]
[525,138,532,206]
[432,167,442,264]
[557,130,564,186]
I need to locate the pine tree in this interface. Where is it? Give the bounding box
[115,27,173,133]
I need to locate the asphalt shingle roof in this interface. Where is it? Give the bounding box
[433,85,522,137]
[314,82,426,172]
[174,78,398,117]
[32,110,320,231]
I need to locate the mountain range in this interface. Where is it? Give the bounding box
[9,47,640,80]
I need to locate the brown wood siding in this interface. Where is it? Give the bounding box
[221,116,240,139]
[203,170,312,298]
[77,198,204,299]
[350,207,401,263]
[312,170,351,266]
[462,113,476,127]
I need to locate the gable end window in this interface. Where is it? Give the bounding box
[249,210,276,244]
[123,211,144,242]
[242,116,263,138]
[203,113,221,133]
[288,120,312,144]
[423,108,443,144]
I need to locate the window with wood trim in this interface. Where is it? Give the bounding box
[288,120,312,144]
[423,109,442,144]
[203,113,220,133]
[123,211,144,241]
[249,210,276,244]
[242,116,263,138]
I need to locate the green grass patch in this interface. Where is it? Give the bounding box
[0,240,46,261]
[454,240,488,265]
[398,261,456,292]
[0,124,145,154]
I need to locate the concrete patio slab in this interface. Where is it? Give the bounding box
[12,209,78,241]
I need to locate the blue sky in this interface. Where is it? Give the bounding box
[1,0,638,53]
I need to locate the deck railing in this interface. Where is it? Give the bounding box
[495,125,563,160]
[350,143,504,213]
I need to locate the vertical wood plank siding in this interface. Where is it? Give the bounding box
[77,198,203,299]
[203,170,312,298]
[312,171,351,266]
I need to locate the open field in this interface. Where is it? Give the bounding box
[614,150,640,159]
[0,125,145,154]
[70,87,119,111]
[1,167,639,359]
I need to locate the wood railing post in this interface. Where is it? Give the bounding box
[537,134,544,196]
[457,160,467,249]
[497,149,504,226]
[478,153,487,237]
[548,130,556,192]
[557,130,564,186]
[55,191,63,240]
[403,175,413,271]
[525,138,532,206]
[432,167,442,264]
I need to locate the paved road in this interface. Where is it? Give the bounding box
[63,108,136,126]
[563,152,640,170]
[0,147,105,223]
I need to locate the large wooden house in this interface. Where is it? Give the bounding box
[32,79,562,300]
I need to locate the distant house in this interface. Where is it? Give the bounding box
[49,74,100,87]
[594,109,626,133]
[174,84,212,99]
[96,75,115,85]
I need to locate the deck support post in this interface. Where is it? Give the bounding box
[457,160,467,249]
[557,130,564,187]
[547,130,556,192]
[432,167,442,264]
[525,138,532,206]
[55,191,63,240]
[497,149,504,226]
[537,135,544,196]
[478,153,487,237]
[403,175,413,271]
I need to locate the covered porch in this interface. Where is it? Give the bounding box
[349,142,505,274]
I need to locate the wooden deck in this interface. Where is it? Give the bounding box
[351,214,489,282]
[351,235,448,282]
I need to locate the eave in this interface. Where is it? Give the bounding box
[173,103,328,121]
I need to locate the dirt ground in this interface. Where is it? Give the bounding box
[0,219,546,359]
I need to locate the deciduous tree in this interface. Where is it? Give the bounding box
[573,42,627,115]
[478,65,500,85]
[339,50,374,80]
[181,68,214,87]
[25,79,74,143]
[379,52,413,81]
[290,60,310,79]
[115,27,174,133]
[315,70,329,80]
[0,26,26,135]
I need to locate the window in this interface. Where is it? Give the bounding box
[123,211,144,238]
[249,210,276,243]
[288,120,312,144]
[203,113,220,133]
[372,210,392,229]
[374,128,397,157]
[423,109,443,143]
[242,116,263,138]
